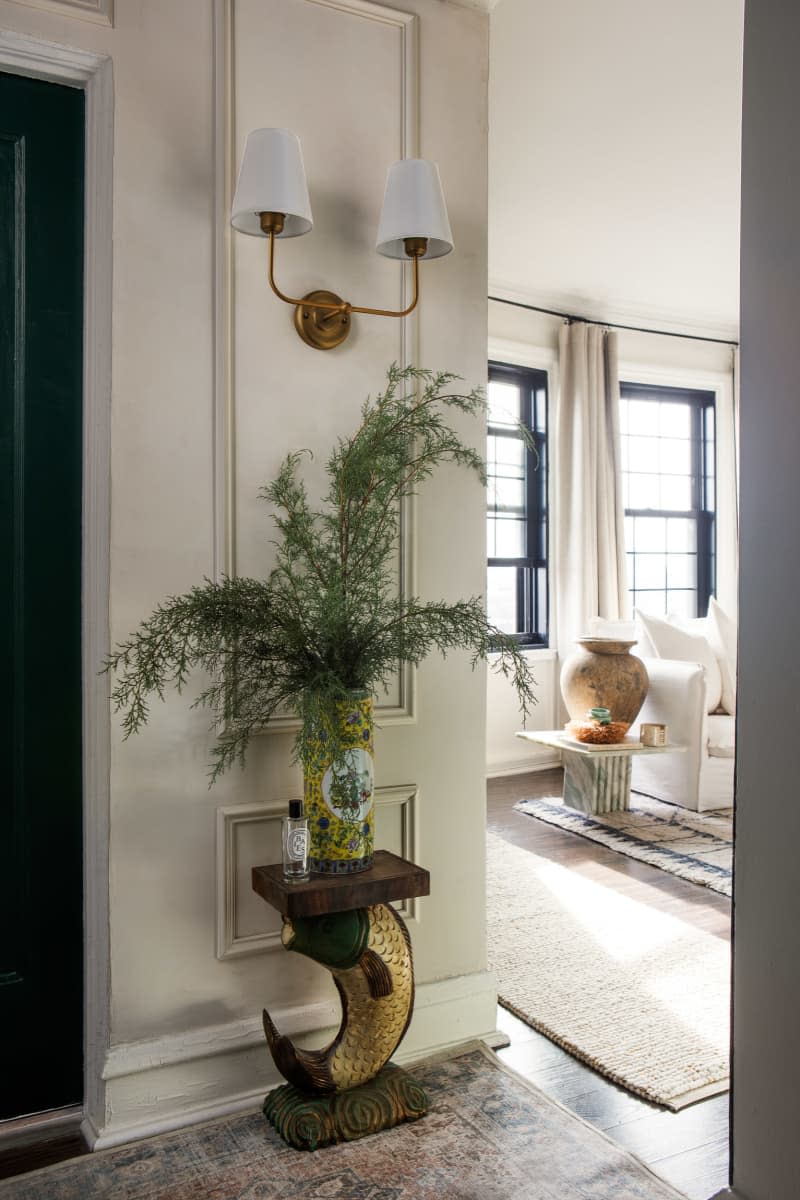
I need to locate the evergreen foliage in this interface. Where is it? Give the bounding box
[106,364,537,780]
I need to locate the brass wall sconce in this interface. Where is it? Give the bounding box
[230,128,453,350]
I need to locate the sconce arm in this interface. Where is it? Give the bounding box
[265,229,422,321]
[349,254,419,319]
[266,230,341,311]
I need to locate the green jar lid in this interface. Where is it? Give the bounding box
[589,706,612,725]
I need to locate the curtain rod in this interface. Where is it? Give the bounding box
[488,295,739,349]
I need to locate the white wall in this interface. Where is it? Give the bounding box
[489,0,743,338]
[486,650,559,775]
[732,2,800,1195]
[0,0,493,1145]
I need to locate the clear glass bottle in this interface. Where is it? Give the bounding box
[282,799,310,882]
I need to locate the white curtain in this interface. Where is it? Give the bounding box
[554,322,628,666]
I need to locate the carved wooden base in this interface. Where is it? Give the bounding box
[263,1063,428,1151]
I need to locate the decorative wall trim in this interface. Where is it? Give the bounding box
[102,1002,339,1082]
[0,24,115,1146]
[215,798,287,960]
[302,1,419,723]
[211,0,418,726]
[5,0,113,25]
[216,783,419,959]
[306,0,417,158]
[374,783,419,921]
[0,27,109,81]
[442,0,497,12]
[89,969,496,1148]
[80,45,114,1141]
[212,0,234,581]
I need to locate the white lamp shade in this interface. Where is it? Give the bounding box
[376,159,453,259]
[231,128,313,237]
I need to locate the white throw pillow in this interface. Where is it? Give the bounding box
[635,609,723,713]
[707,596,737,715]
[669,615,708,638]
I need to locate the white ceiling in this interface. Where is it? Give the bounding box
[489,0,744,339]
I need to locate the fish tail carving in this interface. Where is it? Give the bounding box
[262,1007,281,1054]
[262,903,416,1095]
[262,1008,335,1094]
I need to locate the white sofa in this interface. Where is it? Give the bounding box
[631,656,735,812]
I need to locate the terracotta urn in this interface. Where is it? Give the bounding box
[560,637,649,727]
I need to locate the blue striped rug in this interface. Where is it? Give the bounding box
[514,795,732,896]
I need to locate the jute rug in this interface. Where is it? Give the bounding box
[0,1045,685,1200]
[486,831,730,1110]
[515,794,733,897]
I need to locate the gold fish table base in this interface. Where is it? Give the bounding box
[263,1063,428,1151]
[252,851,432,1151]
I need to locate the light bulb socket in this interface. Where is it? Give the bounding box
[260,211,286,236]
[403,236,429,258]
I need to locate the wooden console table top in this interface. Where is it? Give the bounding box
[252,850,430,919]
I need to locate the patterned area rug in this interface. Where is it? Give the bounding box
[486,831,730,1109]
[514,794,733,897]
[0,1045,686,1200]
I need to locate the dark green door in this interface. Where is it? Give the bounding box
[1,71,85,1118]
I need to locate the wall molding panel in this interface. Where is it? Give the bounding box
[307,0,418,159]
[216,783,419,959]
[215,797,286,960]
[211,0,419,732]
[6,0,113,25]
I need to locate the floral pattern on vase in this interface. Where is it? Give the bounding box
[304,693,374,873]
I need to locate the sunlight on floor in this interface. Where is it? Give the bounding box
[533,857,729,1050]
[535,858,694,961]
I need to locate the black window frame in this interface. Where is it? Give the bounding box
[487,361,549,647]
[620,380,716,618]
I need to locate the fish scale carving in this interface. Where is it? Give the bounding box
[329,904,414,1089]
[262,902,416,1095]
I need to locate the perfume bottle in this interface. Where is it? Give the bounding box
[282,799,310,882]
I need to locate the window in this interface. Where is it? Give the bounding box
[620,382,716,618]
[486,362,548,645]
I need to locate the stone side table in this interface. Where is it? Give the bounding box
[515,730,683,814]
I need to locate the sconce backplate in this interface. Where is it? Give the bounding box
[294,291,351,351]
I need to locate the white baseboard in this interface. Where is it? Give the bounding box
[487,751,561,778]
[87,970,498,1149]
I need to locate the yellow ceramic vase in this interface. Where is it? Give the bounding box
[303,693,374,874]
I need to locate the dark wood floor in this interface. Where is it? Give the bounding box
[0,1111,87,1182]
[489,768,731,1200]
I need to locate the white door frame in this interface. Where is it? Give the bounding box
[0,29,113,1138]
